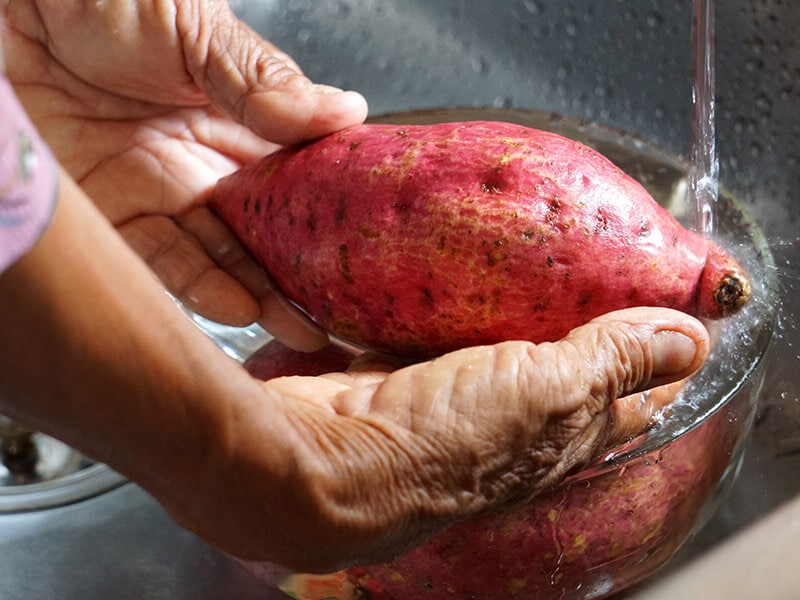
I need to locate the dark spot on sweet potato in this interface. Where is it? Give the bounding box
[338,244,353,284]
[349,142,361,151]
[306,202,316,232]
[578,292,593,306]
[492,288,502,307]
[358,224,381,240]
[481,168,506,195]
[532,300,551,312]
[546,198,570,232]
[392,199,411,214]
[595,209,609,233]
[546,256,555,267]
[487,237,509,266]
[437,235,446,251]
[421,288,434,308]
[335,194,347,226]
[469,292,487,305]
[254,197,263,215]
[242,195,250,213]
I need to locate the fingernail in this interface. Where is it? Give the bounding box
[650,330,698,376]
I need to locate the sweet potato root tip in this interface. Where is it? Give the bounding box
[713,271,753,316]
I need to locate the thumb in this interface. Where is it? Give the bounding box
[571,307,711,447]
[179,2,368,145]
[567,306,710,399]
[528,306,709,483]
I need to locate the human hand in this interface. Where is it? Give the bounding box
[181,307,708,572]
[3,0,367,349]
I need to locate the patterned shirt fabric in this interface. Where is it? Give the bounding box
[0,73,58,274]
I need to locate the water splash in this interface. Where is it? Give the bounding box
[688,0,718,236]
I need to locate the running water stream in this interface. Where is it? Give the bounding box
[689,0,717,236]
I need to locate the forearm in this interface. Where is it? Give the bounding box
[0,170,288,504]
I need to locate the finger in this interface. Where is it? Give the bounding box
[534,307,708,474]
[576,307,710,393]
[257,291,330,352]
[176,207,329,351]
[607,378,689,447]
[179,2,368,145]
[118,214,261,326]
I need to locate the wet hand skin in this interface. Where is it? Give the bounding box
[190,307,708,573]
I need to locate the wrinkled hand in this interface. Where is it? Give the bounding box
[181,307,708,572]
[3,0,367,349]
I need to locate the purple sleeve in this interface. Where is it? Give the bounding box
[0,73,58,273]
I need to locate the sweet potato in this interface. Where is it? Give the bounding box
[243,338,357,379]
[212,121,751,358]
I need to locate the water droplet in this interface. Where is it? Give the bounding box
[471,56,490,75]
[755,93,773,114]
[646,12,665,28]
[296,28,312,44]
[747,37,765,54]
[523,0,541,15]
[375,55,390,71]
[745,59,764,72]
[491,96,514,109]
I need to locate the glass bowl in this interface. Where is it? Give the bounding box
[196,108,776,600]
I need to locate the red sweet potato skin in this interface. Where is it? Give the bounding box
[243,339,356,380]
[213,121,747,358]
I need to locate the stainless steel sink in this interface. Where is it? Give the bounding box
[1,1,797,598]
